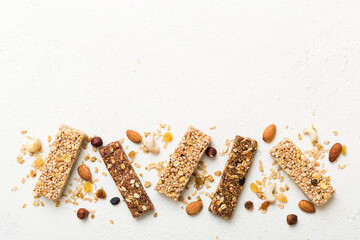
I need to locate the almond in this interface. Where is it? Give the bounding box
[263,124,276,143]
[329,143,342,162]
[185,200,203,215]
[126,130,142,144]
[298,200,315,213]
[78,164,92,181]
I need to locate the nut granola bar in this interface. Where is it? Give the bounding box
[99,141,154,217]
[155,126,211,199]
[208,136,257,219]
[33,125,86,200]
[270,138,335,206]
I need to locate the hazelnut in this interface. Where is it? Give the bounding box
[96,188,107,199]
[91,136,103,147]
[77,208,89,219]
[287,214,298,225]
[205,147,217,157]
[244,201,254,210]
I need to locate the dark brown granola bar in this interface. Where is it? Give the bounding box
[209,136,257,219]
[270,138,335,206]
[34,125,86,200]
[99,141,154,217]
[154,126,211,199]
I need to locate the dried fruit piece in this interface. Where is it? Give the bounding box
[96,189,106,199]
[91,136,103,147]
[128,150,136,159]
[250,183,259,193]
[163,132,173,142]
[244,201,254,210]
[205,147,217,157]
[185,201,203,215]
[260,201,270,211]
[287,214,298,225]
[126,130,142,143]
[329,143,342,162]
[341,145,347,155]
[77,208,89,219]
[78,164,92,181]
[214,170,221,176]
[298,200,315,213]
[263,124,276,143]
[84,182,92,193]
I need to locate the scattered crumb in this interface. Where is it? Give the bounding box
[134,163,141,168]
[11,186,18,192]
[210,126,216,130]
[21,130,27,135]
[102,172,108,176]
[214,171,221,177]
[298,134,302,140]
[21,177,26,184]
[159,123,166,128]
[154,212,158,218]
[323,140,330,145]
[109,219,114,224]
[259,160,264,173]
[48,136,52,143]
[285,125,289,129]
[91,214,95,219]
[333,131,338,136]
[22,203,27,208]
[144,181,151,188]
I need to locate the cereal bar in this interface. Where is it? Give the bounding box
[34,125,86,200]
[270,138,335,206]
[99,141,154,217]
[208,136,257,219]
[155,126,211,199]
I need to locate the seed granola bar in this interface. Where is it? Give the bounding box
[270,138,335,206]
[33,125,86,200]
[155,126,211,199]
[99,141,154,217]
[208,136,257,219]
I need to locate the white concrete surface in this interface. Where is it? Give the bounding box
[1,0,360,239]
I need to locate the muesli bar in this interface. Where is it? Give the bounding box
[209,136,257,219]
[33,125,86,200]
[270,138,335,206]
[99,141,154,217]
[155,126,211,199]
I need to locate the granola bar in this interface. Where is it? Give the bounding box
[208,136,257,219]
[33,125,86,200]
[270,138,335,206]
[99,141,154,217]
[155,126,211,199]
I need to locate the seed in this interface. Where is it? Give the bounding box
[205,147,217,157]
[244,201,254,210]
[110,197,120,205]
[250,183,259,193]
[287,214,298,225]
[91,137,103,147]
[77,208,89,219]
[96,189,107,199]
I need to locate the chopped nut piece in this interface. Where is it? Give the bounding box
[214,170,221,177]
[144,181,151,188]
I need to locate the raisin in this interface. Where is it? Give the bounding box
[110,197,120,205]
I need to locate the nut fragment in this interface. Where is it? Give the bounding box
[25,138,42,153]
[303,127,318,145]
[329,143,342,162]
[144,134,160,154]
[185,201,203,215]
[126,130,142,143]
[205,147,217,157]
[96,188,107,199]
[263,124,277,143]
[77,208,89,219]
[298,200,315,213]
[264,183,276,202]
[287,214,298,225]
[214,170,221,177]
[78,164,92,181]
[276,193,288,203]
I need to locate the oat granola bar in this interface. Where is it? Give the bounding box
[208,136,257,219]
[270,138,335,206]
[99,141,154,217]
[155,126,211,199]
[33,125,86,200]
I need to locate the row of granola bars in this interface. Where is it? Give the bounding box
[33,124,336,219]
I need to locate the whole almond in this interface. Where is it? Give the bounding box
[329,143,342,162]
[126,130,142,144]
[185,201,203,215]
[263,124,276,143]
[298,200,315,213]
[78,164,92,181]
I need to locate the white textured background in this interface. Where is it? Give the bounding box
[1,0,360,239]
